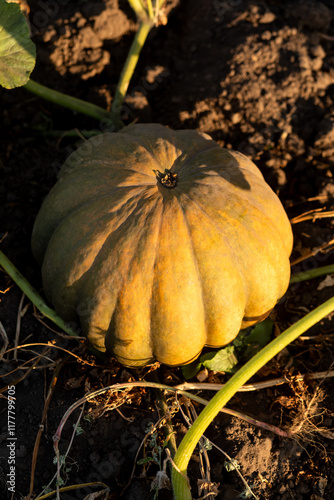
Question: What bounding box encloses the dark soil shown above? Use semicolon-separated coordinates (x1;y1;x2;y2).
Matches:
1;1;334;499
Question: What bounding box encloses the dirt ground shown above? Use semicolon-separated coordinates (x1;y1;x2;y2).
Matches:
1;0;334;499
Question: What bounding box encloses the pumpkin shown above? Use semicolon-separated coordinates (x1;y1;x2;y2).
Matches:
31;124;293;367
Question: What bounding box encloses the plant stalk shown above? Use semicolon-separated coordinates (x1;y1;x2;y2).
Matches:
0;250;79;338
171;296;334;499
111;19;153;127
146;0;155;19
127;0;148;20
290;264;334;283
24;80;112;122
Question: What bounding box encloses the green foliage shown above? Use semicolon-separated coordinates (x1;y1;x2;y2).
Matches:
182;319;274;379
224;459;240;472
137;456;156;465
200;345;238;372
182;360;203;380
0;0;36;89
182;344;238;379
55;477;65;487
74;423;85;436
233;318;273;359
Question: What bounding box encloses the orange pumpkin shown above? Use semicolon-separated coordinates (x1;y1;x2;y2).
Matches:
32;124;293;366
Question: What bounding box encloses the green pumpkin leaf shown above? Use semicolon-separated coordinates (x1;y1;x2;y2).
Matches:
246;317;273;347
232;329;248;348
240;318;273;360
200;345;238;373
231;318;274;365
233;318;273;351
182;360;202;380
0;0;36;89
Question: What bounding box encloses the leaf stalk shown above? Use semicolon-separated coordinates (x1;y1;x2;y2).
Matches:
171;296;334;499
24;80;113;122
111;19;154;127
0;249;79;338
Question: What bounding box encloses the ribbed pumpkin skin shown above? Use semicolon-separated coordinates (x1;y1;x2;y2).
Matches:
31;124;293;367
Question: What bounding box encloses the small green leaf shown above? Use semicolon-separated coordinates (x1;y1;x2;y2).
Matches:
232;330;248;348
239;487;255;499
246;318;273;347
182;360;202;380
53;455;66;466
56;476;65;487
145;422;155;433
84;414;94;422
224;459;240;472
233;318;274;361
241;318;274;359
137;456;155;465
200;345;238;373
74;423;84;436
202;437;212;451
0;0;36;89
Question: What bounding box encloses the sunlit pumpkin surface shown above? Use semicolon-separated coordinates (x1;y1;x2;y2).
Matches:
32;124;293;366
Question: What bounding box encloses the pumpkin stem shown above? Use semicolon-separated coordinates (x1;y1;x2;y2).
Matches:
153;168;178;188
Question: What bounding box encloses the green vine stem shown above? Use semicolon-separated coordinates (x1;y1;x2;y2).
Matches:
290;264;334;283
111;0;168;126
110;19;153;128
171;295;334;499
0;249;79;338
24;80;112;122
127;0;167;23
127;0;148;20
146;0;155;19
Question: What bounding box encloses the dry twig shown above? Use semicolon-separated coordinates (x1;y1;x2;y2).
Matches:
14;292;29;361
174;370;334;393
0;348;50;395
29;356;70;497
0;320;9;361
290;238;334;266
290;209;334;224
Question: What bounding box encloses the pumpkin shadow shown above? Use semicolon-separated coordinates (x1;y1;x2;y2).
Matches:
206;165;251;191
174;143;253;191
182;159;252;191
